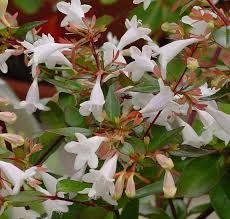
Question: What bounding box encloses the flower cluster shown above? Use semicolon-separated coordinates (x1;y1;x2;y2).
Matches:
0;0;229;218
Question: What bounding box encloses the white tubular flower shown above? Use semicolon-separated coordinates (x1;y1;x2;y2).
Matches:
64;133;106;170
197;109;230;145
163;170;177;198
125;45;156;81
150;38;200;79
0;161;36;195
102;42;126;67
57;0;91;28
0;112;17;124
0;49;15;73
125;174;136;198
156;154;174;170
133;0;153;10
18;77;49;114
117;15;152;50
11;207;40;219
199;83;219;97
81;154;118;205
130;92;154;110
37;172;72;218
107;32;119;46
176;116;205;147
21;34;73;77
140;79;174;116
79;76;105;122
205;106;230;144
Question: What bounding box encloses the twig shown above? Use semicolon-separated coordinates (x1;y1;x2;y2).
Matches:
195;206;214;219
169;199;177;219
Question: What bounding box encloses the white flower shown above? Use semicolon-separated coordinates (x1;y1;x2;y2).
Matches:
17;77;49;114
65;132;106;170
125;45;156;81
36;172;72;218
107;32;119;46
131;92;154;110
57;0;91;28
197;109;230;145
0;49;15;73
21;34;73;77
156;154;174;170
133;0;154;10
175;116;206;147
150;38;200;79
81;154;118;205
117;15;152;50
0;112;17;124
79;76;105;122
102;42;126;67
11;207;40;219
199;83;219;97
140;79;174;116
0;161;36;195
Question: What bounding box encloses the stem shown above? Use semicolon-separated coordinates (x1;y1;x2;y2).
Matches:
144;110;162;137
169;199;177;219
195;206;214;219
206;0;229;26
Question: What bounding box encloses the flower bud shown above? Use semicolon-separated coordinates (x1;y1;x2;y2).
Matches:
0;96;10;106
156;154;174;170
187;57;199;71
0;112;17;124
161;22;178;33
144;136;150;145
113;173;125;200
125;174;136;198
0;133;24;147
163;170;177;198
0;0;10;26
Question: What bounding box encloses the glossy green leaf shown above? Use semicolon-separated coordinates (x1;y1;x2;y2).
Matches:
136;180;162;198
176;155;225;197
149;208;171;219
188;203;212;216
64;106;85;127
14;0;43;14
58;93;76;111
56;179;90;193
120;199;139;219
105;84;121;121
47;127;91;138
95;15;113;28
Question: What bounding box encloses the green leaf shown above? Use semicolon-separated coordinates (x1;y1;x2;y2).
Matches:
166;58;186;81
188;203;212;216
176;155;225;197
120;199;139;219
58;93;76;111
213;26;230;48
136;181;162;198
166;200;187;219
13;0;43;14
95;15;113;28
200;82;230;102
64;106;85;127
14;20;46;39
131;74;160;93
210;173;230;219
100;0;117;5
149;208;171;219
5;191;44;207
126;137;146;155
169;145;215;157
105;84;121;121
47;127;91;138
148;127;183;151
0;147;13;158
56;179;90;193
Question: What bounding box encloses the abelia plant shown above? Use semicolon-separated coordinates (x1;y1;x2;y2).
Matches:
0;0;229;218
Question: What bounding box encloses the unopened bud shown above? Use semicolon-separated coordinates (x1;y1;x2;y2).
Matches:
0;0;10;27
0;97;10;106
113;173;125;200
0;133;24;147
125;174;136;198
161;22;178;33
187;57;199;71
0;112;17;124
156;154;174;170
144;136;150;145
163;170;177;198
